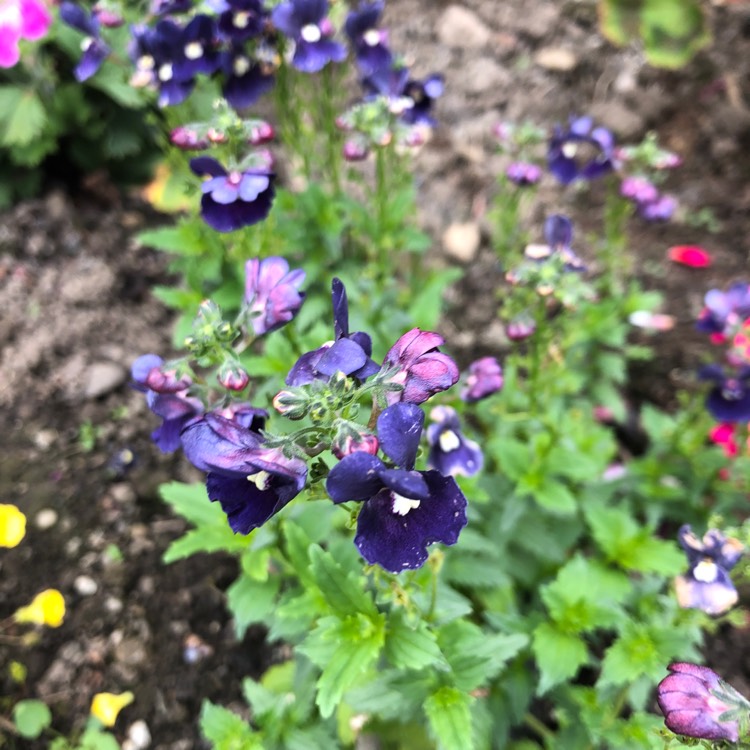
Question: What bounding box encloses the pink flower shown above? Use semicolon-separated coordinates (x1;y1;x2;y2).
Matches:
0;0;52;68
667;245;712;268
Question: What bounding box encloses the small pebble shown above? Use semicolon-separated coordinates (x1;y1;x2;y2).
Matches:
534;46;578;72
33;429;57;450
74;575;98;596
35;509;58;530
127;720;152;750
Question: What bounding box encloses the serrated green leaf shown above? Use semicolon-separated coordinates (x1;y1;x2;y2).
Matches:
345;671;430;721
3;90;46;147
424;686;474;750
226;575;280;638
384;611;444;670
199;701;260;750
532;478;577;515
13;699;52;739
309;544;377;617
598;622;662;687
532;622;589;694
312;614;385;718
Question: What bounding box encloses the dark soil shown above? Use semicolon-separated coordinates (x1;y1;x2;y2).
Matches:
2;2;750;747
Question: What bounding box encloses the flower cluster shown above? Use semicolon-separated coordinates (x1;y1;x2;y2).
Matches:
133;262;473;573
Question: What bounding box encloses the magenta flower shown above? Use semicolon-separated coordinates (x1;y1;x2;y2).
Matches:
243;257;306;336
461;356;503;402
380;328;459;406
0;0;51;68
657;663;750;742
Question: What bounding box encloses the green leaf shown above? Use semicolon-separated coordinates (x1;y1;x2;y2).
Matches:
199;701;261;750
598;622;663;687
345;671;430;721
408;268;463;330
13;699;52;739
226;575;280;638
424;686;474;750
312;613;386;718
79;728;121;750
384;611;444;670
308;544;377;618
532;478;577;515
532;622;589;694
159;482;251;562
640;0;710;69
3;91;46;147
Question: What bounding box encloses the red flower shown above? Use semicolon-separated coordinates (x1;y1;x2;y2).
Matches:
667;245;712;268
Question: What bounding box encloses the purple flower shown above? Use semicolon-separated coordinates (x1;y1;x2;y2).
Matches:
271;0;346;73
426;406;483;477
243;257;306;336
506;161;542;186
190;156;275;233
173;14;221;80
674;525;744;616
380;328;459;406
548;115;614;185
59;2;111;81
326;403;467;572
218;0;267;42
286;278;379;386
522;214;586;272
461;356;503;402
657;662;750;742
620;175;659;204
344;1;391;76
220;43;276;109
181;412;307;534
364;63;444;127
638;193;677;222
699;364;750;422
131;354;202;453
505;314;536;341
696;283;750;336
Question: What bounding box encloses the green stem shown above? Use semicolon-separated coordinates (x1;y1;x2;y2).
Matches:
320;65;343;196
523;712;556;745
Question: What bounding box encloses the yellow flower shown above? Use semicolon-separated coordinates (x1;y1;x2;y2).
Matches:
90;691;134;727
0;504;26;547
14;589;66;628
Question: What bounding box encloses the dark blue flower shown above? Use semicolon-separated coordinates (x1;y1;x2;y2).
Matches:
181;412;307;534
548;115;614;185
130;21;196;106
379;328;459;406
426;406;483;477
363;63;443;127
326;403;468;572
190;156;275;233
131;354;202;453
218;0;267;42
461;356;503;403
173;14;221;80
220;42;276;109
243;256;305;335
286;278;379;386
59;2;110;81
271;0;346;73
527;214;586;272
699;364;750;422
675;525;744;616
345;1;391;76
151;0;194;15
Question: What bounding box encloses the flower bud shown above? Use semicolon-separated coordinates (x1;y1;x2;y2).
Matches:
218;363;250;391
506;161;542;186
343;139;368;162
93;6;124;27
249;121;275;145
170;126;208;150
505;315;536;341
332;428;379;460
272;389;309;420
145;365;192;393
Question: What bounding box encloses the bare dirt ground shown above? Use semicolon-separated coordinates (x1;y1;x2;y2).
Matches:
2;2;750;747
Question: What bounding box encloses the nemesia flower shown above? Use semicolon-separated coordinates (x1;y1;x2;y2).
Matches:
218;0;266;42
190;156;275;233
220;40;276;109
131;354;203;453
657;663;750;742
674;525;744;616
667;245;712;268
620;175;659;204
364;63;444;127
547;115;614;185
698;364;750;422
59;2;110;81
518;214;586;273
0;503;26;547
696;282;750;336
326;403;467;572
286;278;379;386
379;328;459;406
506;161;542;186
14;589;66;627
344;1;390;76
182;412;307;534
0;0;52;68
461;356;503;402
90;691;134;728
638;193;677;222
426;405;483;477
271;0;346;73
243;257;306;336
